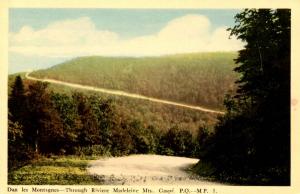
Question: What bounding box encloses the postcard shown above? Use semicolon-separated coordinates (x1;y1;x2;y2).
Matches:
1;0;300;194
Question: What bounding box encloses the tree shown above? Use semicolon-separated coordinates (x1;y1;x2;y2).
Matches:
229;9;290;184
198;9;290;185
159;126;194;157
8;76;35;168
8;75;26;123
193;125;211;157
127;120;158;154
50;92;82;154
88;95;115;148
110;124;134;156
26;82;63;154
8;113;27;169
72;92;100;146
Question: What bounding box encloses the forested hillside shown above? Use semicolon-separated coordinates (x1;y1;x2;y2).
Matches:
9;52;233;182
31;52;237;110
8;75;213;175
9;73;218;135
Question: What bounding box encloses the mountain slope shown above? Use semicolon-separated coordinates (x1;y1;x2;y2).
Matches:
31;52;237;110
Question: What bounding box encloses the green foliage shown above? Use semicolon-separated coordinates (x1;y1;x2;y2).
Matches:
8;75;26;122
9;76;200;162
8;54;222;183
26;52;236;135
193;125;211;158
74;145;111;157
8;156;102;185
26;82;64;154
193;160;217;177
8;115;35;170
110;126;134;156
8;77;34;170
31;52;237;110
49;85;218;135
73;92;101;146
127;120;159;154
8;116;23;142
88;95;115;147
50;92;82;153
159;126;195;157
197;9;290;185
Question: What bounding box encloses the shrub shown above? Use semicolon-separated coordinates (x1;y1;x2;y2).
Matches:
74;145;111;157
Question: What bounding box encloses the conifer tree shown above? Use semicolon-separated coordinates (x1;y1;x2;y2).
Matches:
8;75;26;123
199;9;290;185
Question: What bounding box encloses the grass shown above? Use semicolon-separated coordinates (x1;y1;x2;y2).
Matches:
192;161;286;185
8;156;103;185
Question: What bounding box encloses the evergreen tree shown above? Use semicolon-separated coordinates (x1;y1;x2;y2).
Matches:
8;75;26;123
198;9;290;185
26;82;63;154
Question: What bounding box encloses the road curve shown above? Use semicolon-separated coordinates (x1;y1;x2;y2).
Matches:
87;155;223;185
25;72;225;114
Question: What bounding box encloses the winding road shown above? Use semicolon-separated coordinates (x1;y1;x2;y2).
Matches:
87;155;223;185
26;72;225;114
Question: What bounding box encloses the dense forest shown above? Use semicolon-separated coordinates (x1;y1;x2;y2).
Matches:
22;53;234;136
8;76;206;170
31;52;237;110
194;9;290;185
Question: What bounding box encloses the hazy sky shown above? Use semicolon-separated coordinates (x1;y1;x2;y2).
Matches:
9;9;243;73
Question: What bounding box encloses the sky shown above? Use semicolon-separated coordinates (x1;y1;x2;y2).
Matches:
9;9;244;73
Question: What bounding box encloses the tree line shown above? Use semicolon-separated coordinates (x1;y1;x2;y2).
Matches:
8;77;206;170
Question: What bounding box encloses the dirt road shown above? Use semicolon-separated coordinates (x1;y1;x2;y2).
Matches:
26;72;225;114
87;155;222;185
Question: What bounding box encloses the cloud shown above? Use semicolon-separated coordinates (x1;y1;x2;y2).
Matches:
9;15;244;58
